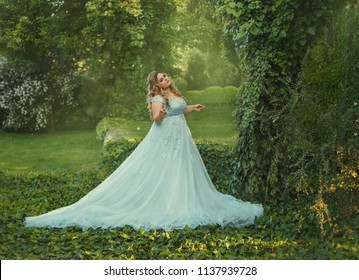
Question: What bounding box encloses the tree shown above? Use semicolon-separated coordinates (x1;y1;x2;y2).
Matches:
213;0;351;202
82;0;181;119
0;0;88;72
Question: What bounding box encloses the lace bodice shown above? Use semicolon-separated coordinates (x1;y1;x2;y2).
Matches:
150;96;187;116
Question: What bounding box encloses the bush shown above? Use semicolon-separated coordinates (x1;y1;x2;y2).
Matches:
54;75;107;131
96;117;124;142
196;142;236;194
0;60;95;132
185;86;237;106
95;117;152;144
0;61;52;132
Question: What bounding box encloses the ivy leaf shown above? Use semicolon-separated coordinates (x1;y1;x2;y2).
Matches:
249;24;261;35
280;30;287;38
236;2;244;9
299;38;307;46
306;27;316;35
120;233;130;240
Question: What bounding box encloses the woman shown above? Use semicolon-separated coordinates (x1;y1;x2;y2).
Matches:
25;71;263;231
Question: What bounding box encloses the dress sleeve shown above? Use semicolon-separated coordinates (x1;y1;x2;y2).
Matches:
150;95;165;104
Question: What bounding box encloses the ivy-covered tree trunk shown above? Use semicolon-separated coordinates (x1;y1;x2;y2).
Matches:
213;0;350;203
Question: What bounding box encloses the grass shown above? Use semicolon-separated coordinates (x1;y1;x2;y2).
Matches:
0;131;102;173
185;86;238;145
98;106;237;145
186;105;237;144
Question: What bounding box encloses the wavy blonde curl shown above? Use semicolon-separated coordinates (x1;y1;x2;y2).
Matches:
146;71;183;119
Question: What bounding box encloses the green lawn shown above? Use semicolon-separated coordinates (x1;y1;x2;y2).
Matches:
185;86;238;145
0;131;102;173
186;104;237;145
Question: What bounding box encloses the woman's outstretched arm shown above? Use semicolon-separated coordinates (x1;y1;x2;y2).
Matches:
184;104;206;115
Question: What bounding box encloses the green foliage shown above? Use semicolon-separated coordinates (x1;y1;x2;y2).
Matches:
0;0;179;124
185;49;210;89
196;142;236;194
54;75;105;131
98;138;139;173
0;0;88;71
0;0;242;128
1;170;357;259
0;59;100;132
83;0;180;120
290;5;359;153
96;118;124;142
285;4;359;237
323;151;359;234
214;0;350;203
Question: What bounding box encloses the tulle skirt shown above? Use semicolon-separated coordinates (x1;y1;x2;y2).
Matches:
25;114;263;231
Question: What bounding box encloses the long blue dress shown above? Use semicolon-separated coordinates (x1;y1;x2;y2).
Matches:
25;96;263;231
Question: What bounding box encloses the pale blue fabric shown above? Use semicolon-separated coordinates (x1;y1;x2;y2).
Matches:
25;97;263;231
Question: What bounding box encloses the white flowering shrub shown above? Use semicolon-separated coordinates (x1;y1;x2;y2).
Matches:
0;61;52;132
0;60;83;132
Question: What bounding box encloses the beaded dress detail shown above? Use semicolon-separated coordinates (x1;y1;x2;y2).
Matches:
25;96;263;230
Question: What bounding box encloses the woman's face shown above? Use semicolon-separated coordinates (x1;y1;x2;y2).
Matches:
157;73;171;90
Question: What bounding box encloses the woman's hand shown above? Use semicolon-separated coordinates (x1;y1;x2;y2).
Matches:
159;108;167;118
192;104;206;112
152;102;167;124
185;104;206;114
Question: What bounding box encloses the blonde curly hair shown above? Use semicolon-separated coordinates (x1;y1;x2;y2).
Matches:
146;71;182;118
